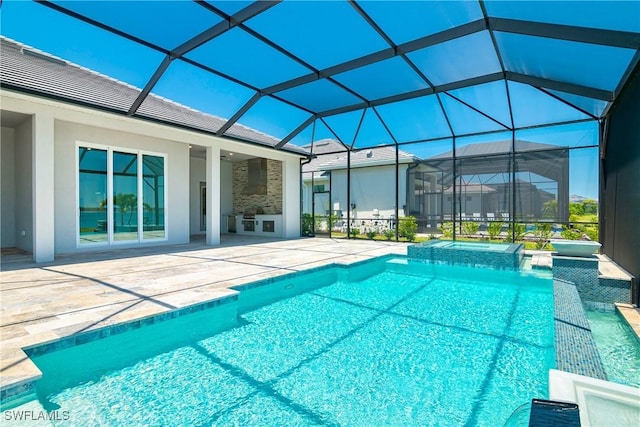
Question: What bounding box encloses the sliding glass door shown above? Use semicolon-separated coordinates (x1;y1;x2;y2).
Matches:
78;145;166;246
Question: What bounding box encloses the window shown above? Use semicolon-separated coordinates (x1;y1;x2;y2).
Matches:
78;144;166;245
313;184;325;192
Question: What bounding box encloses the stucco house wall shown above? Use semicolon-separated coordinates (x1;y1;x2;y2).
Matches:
330;164;409;219
53;120;191;253
0;90;303;261
1;127;16;248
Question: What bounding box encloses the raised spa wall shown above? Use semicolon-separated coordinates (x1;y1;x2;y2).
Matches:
407;240;524;270
552;255;633;306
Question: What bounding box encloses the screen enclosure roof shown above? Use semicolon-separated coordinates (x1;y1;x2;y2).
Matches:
1;0;639;155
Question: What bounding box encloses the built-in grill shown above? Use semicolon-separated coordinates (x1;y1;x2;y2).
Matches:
242;208;256;232
242;208;256;220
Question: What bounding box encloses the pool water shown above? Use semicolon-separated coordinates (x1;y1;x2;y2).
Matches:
27;258;554;426
586;309;640;388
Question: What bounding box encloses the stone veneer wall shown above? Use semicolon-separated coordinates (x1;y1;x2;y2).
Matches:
232;158;283;214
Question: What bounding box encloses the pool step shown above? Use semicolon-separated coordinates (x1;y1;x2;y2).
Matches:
530;253;553;270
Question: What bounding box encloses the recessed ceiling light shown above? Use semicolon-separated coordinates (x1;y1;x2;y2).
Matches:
188;145;192;148
229;152;234;156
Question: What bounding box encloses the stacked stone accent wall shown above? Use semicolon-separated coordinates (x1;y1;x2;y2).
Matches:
232;158;283;214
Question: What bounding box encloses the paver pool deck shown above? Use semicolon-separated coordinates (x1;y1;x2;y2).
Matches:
0;236;408;395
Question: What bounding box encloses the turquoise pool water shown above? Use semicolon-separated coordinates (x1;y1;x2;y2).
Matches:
586;309;640;388
27;257;554;426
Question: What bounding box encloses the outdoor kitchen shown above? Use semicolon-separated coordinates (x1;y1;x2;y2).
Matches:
230;157;284;237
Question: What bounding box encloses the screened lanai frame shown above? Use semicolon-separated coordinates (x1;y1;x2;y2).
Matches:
2;0;639;241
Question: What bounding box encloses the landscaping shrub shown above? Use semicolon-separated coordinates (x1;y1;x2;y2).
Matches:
487;221;504;240
461;221;479;237
561;226;583;240
302;213;314;236
398;216;418;242
506;223;526;242
532;222;552;250
441;222;453;238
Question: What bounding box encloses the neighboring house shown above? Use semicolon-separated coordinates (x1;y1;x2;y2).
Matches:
0;37;306;262
301;138;569;234
407;140;570;226
301;139;417;222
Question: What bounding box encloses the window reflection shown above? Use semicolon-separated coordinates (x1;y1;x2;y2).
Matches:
78;147;165;245
113;152;138;241
78;147;107;244
142;155;165;239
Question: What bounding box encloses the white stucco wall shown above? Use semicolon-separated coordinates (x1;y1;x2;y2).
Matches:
1;127;16;247
281;158;300;238
189;156;206;235
54;120;190;253
189;157;234;235
14;119;33;252
329;164;409;219
1;90;305;259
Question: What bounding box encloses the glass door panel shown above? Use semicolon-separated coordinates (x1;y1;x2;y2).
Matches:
78;147;107;244
142;154;165;239
113;151;138;241
313;192;331;236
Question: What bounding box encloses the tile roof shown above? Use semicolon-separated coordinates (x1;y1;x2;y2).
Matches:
430;140;563;158
302;139;418;172
0;37;308;156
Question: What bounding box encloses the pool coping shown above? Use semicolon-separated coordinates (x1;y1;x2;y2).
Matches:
615;303;640;341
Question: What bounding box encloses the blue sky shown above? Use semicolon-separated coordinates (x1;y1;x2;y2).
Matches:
1;0;622;200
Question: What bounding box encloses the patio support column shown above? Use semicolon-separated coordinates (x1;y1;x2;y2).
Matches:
32;113;55;262
283;158;301;238
205;146;221;246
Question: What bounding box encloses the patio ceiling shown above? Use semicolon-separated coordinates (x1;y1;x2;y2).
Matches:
1;1;639;154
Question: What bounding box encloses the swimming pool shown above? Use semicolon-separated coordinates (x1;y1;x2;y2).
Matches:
17;257;555;426
586;308;640;388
